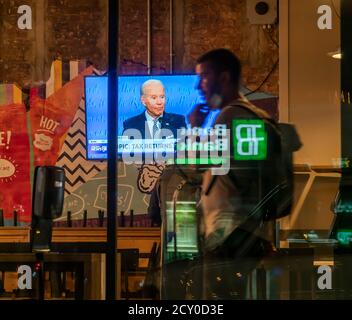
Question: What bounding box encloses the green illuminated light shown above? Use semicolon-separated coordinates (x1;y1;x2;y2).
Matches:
334;204;352;214
171;157;227;165
165;201;198;260
232;119;267;160
337;230;352;246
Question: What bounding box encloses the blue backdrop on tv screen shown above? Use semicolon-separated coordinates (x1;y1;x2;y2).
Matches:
85;75;205;160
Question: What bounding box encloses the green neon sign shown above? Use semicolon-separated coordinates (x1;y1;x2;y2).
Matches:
337;230;352;246
171;157;227;165
232;119;267;160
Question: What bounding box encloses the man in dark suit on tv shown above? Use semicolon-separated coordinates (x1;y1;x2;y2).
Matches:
122;79;186;226
122;79;186;139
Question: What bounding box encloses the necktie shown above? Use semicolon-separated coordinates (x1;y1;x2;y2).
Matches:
153;118;161;139
152;118;161;163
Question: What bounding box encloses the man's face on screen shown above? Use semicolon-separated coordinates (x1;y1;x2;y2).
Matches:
141;83;166;118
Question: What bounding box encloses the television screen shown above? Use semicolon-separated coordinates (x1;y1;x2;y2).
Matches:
85;75;227;165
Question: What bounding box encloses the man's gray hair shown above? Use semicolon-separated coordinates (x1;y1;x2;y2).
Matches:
140;79;164;96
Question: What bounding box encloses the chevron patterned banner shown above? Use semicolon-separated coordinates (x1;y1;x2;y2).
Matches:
56;99;106;195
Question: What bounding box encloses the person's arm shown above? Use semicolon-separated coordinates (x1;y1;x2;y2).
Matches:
188;103;210;128
184;106;229;172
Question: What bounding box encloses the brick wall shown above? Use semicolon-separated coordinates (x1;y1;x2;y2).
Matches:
151;0;171;74
0;0;108;86
119;0;148;74
46;0;108;71
0;0;278;94
182;0;279;94
119;0;278;94
0;0;35;86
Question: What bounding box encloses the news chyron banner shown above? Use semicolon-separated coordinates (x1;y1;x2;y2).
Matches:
30;66;93;166
0;103;31;223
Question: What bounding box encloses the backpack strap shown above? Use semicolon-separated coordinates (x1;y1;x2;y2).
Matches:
226;100;271;119
204;100;277;197
226;100;281;137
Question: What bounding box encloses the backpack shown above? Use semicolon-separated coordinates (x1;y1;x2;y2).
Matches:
205;100;302;222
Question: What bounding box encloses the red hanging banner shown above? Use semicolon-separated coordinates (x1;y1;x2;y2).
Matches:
0;103;31;223
30;66;93;166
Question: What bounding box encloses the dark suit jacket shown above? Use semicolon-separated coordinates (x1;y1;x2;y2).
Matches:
123;112;186;226
122;112;186;139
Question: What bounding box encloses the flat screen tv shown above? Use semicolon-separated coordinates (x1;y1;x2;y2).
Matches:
85;75;225;164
